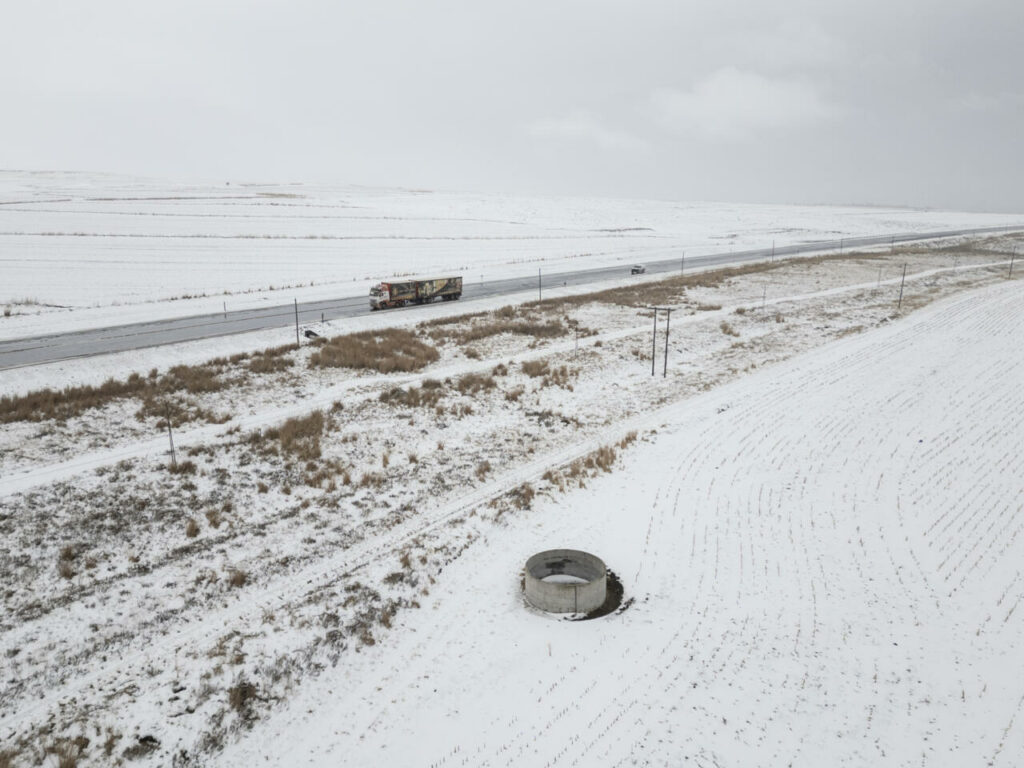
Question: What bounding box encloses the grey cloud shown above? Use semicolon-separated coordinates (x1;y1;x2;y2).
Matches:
1;0;1021;212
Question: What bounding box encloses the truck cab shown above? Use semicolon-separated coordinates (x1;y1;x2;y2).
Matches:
369;284;389;310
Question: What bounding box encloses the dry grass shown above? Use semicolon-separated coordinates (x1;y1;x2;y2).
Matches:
456;373;496;395
720;321;740;337
58;545;76;580
227;569;248;588
379;384;444;409
587;445;617;472
541;365;574;390
46;740;84;768
0;345;285;425
185;518;199;538
476;460;492;481
359;471;387;488
228;678;259;720
505;386;525;402
246;344;295;373
273;410;325;460
309;328;439;373
422;304;568;346
518;254;853;314
450;402;474;417
511;483;535;509
167;459;197;475
521;360;549;378
205;508;222;529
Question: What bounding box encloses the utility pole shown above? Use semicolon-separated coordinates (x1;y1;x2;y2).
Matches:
164;403;177;471
681;252;686;275
650;309;657;376
771;240;775;263
574;323;579;359
662;308;672;377
891;236;895;254
1010;246;1017;279
840;238;844;256
223;301;227;320
762;284;767;312
897;263;907;310
538;268;542;301
294;298;300;346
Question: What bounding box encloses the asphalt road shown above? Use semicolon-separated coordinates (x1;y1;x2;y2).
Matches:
1;225;1019;370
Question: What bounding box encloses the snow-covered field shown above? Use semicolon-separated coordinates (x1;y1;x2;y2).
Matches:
0;177;1022;767
2;170;1021;339
222;279;1024;768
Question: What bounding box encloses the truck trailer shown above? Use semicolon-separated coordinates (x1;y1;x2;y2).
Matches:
369;276;462;310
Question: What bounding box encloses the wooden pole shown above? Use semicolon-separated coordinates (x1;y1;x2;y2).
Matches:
294;298;300;345
651;309;657;376
164;404;177;470
663;309;671;377
897;264;907;309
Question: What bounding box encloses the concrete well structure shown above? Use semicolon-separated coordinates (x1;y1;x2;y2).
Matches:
524;549;607;614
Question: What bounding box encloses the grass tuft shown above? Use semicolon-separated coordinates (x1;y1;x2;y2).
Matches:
309;328;439;373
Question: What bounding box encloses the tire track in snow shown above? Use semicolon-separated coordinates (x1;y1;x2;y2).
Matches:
392;280;1024;768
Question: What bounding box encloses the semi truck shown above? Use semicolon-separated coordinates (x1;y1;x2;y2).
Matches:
369;276;462;310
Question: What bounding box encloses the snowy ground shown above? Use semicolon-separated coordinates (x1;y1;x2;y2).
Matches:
2;170;1022;339
1;223;1021;766
220;276;1024;768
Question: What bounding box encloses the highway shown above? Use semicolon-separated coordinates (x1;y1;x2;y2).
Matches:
0;225;1018;370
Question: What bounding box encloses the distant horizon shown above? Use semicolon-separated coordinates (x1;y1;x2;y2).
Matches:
4;166;1020;217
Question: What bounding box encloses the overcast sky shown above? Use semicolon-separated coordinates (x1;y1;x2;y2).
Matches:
2;0;1022;211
